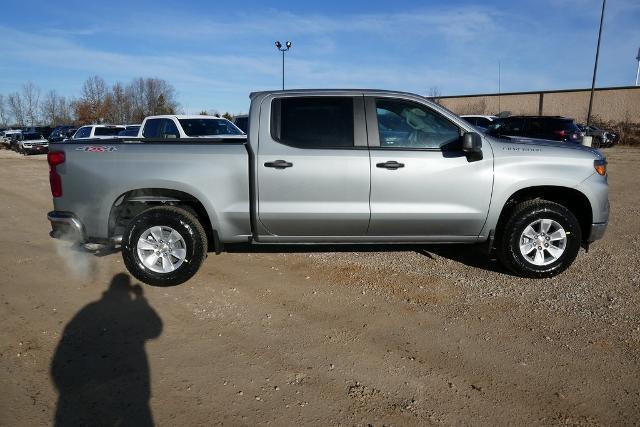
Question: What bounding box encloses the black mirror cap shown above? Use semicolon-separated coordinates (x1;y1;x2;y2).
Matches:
462;132;483;161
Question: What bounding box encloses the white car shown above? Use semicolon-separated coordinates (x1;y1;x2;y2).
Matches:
72;125;126;140
2;130;22;148
138;115;245;139
460;115;498;130
17;132;49;155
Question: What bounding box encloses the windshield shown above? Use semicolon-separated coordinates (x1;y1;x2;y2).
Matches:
94;127;124;136
22;133;43;141
178;118;243;136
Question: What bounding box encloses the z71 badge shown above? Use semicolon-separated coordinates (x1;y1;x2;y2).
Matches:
75;146;118;152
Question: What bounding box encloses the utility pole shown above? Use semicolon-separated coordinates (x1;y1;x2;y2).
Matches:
586;0;606;126
275;41;292;90
498;61;501;114
635;47;640;86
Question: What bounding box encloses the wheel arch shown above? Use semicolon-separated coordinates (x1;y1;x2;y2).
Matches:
494;185;593;244
108;188;216;246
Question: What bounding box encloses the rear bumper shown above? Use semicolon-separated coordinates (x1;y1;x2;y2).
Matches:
588;222;607;242
47;211;85;242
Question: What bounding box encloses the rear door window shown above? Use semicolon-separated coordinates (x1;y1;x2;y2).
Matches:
142;119;162;138
500;118;525;136
271;97;354;148
94;127;123;136
159;119;180;138
476;117;492;127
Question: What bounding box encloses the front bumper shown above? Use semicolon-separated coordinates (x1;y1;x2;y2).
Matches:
588;222;608;242
24;144;49;153
47;211;85;242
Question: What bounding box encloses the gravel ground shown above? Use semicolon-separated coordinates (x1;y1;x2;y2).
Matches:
0;147;638;425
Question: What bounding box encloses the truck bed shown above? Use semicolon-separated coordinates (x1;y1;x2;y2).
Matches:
50;138;251;242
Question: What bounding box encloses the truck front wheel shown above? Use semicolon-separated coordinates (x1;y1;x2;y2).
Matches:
497;200;582;278
122;206;208;286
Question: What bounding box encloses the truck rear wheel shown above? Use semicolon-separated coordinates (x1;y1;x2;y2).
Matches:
122;206;207;286
497;200;581;278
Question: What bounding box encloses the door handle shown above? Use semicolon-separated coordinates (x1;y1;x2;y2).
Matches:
376;160;405;170
264;160;293;169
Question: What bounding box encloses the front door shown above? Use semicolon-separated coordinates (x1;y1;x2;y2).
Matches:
257;95;371;237
366;96;494;237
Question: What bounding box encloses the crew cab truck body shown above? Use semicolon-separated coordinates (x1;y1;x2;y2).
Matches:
47;90;609;285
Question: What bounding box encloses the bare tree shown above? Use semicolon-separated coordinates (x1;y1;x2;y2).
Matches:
108;82;132;124
22;82;41;126
7;92;25;126
427;86;442;105
41;90;60;126
57;96;75;124
144;78;178;116
79;75;108;123
0;94;7;127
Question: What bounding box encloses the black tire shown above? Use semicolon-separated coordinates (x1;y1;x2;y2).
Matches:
497;200;581;278
122;206;208;286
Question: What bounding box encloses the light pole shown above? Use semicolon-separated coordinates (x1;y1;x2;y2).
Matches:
275;41;292;90
586;0;606;127
635;47;640;86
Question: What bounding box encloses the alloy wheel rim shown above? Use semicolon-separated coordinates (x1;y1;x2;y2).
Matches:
136;226;187;273
519;218;567;266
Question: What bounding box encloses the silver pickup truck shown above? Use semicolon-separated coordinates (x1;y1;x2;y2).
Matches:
47;89;609;286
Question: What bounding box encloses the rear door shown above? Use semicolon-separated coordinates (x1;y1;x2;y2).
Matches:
366;95;493;237
257;94;370;237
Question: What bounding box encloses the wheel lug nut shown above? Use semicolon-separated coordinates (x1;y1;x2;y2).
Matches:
538;246;542;250
546;236;550;240
544;243;549;247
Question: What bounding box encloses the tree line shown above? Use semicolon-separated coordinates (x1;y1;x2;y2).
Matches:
0;76;179;128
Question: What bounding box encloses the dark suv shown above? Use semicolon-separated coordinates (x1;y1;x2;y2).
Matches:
487;116;583;144
48;126;77;142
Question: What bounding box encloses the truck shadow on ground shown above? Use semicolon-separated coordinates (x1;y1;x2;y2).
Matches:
50;273;163;426
225;243;513;276
70;242;512;276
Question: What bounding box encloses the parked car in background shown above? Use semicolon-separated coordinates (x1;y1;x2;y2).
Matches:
460;115;498;130
72;125;126;140
118;125;141;137
4;130;23;150
17;132;49;155
486;116;583;144
233;114;248;133
577;124;618;148
48;126;77;143
23;126;53;139
138;115;245;139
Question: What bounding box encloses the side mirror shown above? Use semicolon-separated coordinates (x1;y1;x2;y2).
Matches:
462;132;483;161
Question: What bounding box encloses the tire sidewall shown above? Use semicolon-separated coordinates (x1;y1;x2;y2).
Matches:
505;204;581;277
122;209;205;286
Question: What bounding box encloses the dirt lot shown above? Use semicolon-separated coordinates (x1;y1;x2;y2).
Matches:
0;147;638;425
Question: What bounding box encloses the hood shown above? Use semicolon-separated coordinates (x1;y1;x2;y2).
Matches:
487;135;604;160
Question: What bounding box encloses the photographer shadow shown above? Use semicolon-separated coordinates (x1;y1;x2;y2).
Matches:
50;273;162;426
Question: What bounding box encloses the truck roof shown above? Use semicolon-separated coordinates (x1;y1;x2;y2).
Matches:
249;88;433;99
145;115;231;120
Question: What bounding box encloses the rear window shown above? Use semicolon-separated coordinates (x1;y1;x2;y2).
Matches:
271;97;354;148
556;119;579;132
94;127;124;136
178;118;243;137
